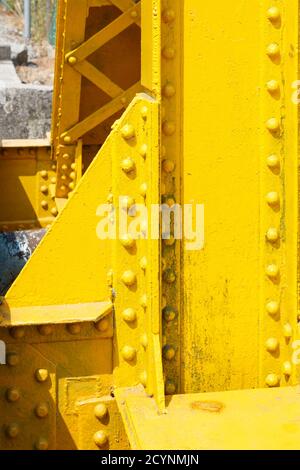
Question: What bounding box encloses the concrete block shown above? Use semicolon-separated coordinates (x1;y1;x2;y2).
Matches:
0;46;11;60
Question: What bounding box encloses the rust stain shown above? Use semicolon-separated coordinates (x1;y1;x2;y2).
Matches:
190;400;225;413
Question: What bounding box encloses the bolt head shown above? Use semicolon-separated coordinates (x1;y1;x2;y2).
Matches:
121;270;136;286
35;402;49;418
94;430;108;448
6;352;19;366
140;334;148;349
63;135;72;144
165;380;176;395
68;56;77;65
38;324;54;336
121;124;135;140
95;318;109;332
121;157;135;173
162;120;176;136
140;294;148;309
6;423;20;438
35;368;49;383
162;47;175;60
283;323;293;339
266;191;280;205
266;227;279;242
265;337;279;352
266;43;280;58
121;345;136;362
163;345;176;361
162;159;175;173
10;327;25;339
122;308;136;323
139;144;147;158
139;183;147;197
67;323;81;335
6;387;20;403
120;233;135;248
266;117;280;132
265;373;279;387
94;403;108;420
35;437;49;450
266;154;280;169
164;268;176;284
282;361;292;376
162;8;175;23
266;264;279;278
267;6;280;21
266;300;279;316
266;80;280;94
163;306;177;322
140;256;147;270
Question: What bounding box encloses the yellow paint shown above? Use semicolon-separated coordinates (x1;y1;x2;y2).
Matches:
116;385;300;450
0;0;300;450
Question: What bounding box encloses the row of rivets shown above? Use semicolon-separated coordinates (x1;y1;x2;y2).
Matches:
161;2;179;396
264;4;289;387
119;113;148;385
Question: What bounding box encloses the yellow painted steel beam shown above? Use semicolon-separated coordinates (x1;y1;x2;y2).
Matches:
116;385;300;450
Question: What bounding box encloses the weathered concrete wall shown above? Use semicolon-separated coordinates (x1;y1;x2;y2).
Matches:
0;84;52;139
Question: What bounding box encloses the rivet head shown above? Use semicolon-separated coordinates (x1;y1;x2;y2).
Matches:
40;185;48;194
266;300;279;316
35;402;49;418
266;80;280;94
140;371;147;387
122;308;136;323
141;106;148;119
120;195;135;210
6;387;20;402
266;154;280;169
266;191;280;206
40;170;48;178
38;324;54;336
69;171;76;181
67;323;81;335
139;183;147;197
266;43;280;58
266;264;279;278
265;337;279;352
95;318;109;332
121;157;135;173
140;256;147;270
162;82;176;98
265;373;279;387
6;352;19;366
5;423;20;439
165;380;176;395
51;207;58;217
121;124;135;140
266;117;280;132
94;403;108;420
69;182;75;190
162;8;175;23
35;368;49;383
41;200;48;210
68;56;77;65
163;306;177;322
10;327;25;339
139;144;147;158
35;437;49;450
164;268;176;284
121;270;136;286
283;323;293;339
163;345;176;361
120;233;135;248
282;361;292;377
162;47;175;60
62;153;70;160
162;159;175;173
94;430;108;448
130;10;138;19
140;294;147;309
162;120;176;136
63;135;72;144
140;334;148;349
121;345;136;362
266;227;279;242
267;6;281;21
